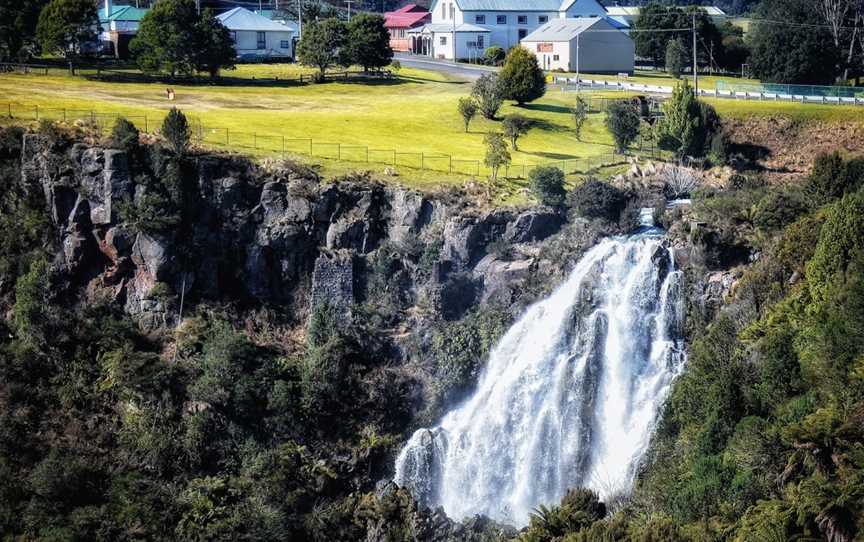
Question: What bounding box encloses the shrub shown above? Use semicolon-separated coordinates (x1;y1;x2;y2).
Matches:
604;100;641;153
484;46;505;65
662;166;699;199
108;117;140;154
569;178;630;221
805;151;857;206
753;188;808;232
665;38;687;79
11;258;53;346
656;80;718;159
524;488;606;540
457;97;478;133
502;114;531;151
161;107;190;155
498;46;546;105
472;73;503;120
528;165;566;207
806;191;864;302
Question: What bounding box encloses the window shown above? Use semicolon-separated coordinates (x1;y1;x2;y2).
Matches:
518;15;527;24
477;34;484;47
475;14;485;24
229;31;237;43
280;40;290;49
441;1;445;18
449;3;454;19
518;28;527;39
496;14;506;24
538;15;548;23
553;54;559;60
440;36;447;45
257;31;266;49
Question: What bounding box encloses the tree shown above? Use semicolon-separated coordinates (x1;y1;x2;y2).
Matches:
109;117;140;154
572;95;588;141
528;166;566;207
815;0;863;80
484;46;505;66
569;178;629;221
633;4;722;70
748;0;841;84
457;97;478;132
130;0;199;76
502;114;531;151
296;18;348;82
192;8;236;78
35;0;99;58
162;108;190;156
605;100;641;153
665;38;687;79
483;132;510;198
655;79;718;159
472;73;503;120
0;0;48;61
498;46;546;105
344;13;392;72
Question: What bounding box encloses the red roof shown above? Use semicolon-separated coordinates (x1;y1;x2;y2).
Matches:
384;4;430;28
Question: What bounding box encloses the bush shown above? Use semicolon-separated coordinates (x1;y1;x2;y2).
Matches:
472;73;503;120
656;80;719;159
528;166;566;207
484;46;505;65
805;151;864;206
161;108;190;155
604;100;641;153
662;166;699;199
502;114;531;150
753;188;808;232
108;117;140;154
569;178;630;221
523;488;606;540
498;46;546;105
665;38;687;79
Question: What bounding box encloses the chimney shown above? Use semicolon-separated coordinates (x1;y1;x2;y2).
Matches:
104;0;112;18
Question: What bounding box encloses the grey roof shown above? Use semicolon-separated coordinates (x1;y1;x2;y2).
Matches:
520;17;617;41
606;5;726;16
217;7;295;32
408;23;491;33
455;0;562;10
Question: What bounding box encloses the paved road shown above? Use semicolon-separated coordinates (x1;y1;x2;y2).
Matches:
394;53;497;81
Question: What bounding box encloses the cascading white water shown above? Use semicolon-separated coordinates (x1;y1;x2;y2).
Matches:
394;216;686;527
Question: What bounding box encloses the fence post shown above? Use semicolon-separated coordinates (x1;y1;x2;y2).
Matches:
421;153;424;170
365;146;369;162
226;128;230;145
7;103;11;118
282;135;285;156
337;143;341;160
253;132;257;149
34;105;38;120
144;114;148;132
308;139;313;157
448;155;452;174
90;110;95;124
63;108;66;122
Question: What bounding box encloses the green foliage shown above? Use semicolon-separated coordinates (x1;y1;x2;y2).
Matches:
665;38;687;79
633;4;722;67
528;165;566;207
108;117;140;154
748;0;840;84
655;80;719;159
569;178;629;222
35;0;98;58
192;8;237;77
297;18;348;81
521;489;606;541
472;73;504;120
502;114;531;151
572;95;588;141
604;100;640;153
484;45;505;66
457;96;478;133
805;152;864;207
753;187;808;232
344;13;393;72
162;107;191;156
483;131;510;194
498;46;546;105
807;191;864;303
11;258;53;347
0;0;48;61
130;0;199;76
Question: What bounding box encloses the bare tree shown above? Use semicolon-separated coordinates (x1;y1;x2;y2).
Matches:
816;0;863;80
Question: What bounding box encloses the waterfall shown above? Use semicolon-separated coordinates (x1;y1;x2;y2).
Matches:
394;221;686;527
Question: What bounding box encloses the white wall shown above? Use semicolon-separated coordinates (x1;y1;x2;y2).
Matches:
429;31;488;60
524;40;571;71
522;20;634;73
232;29;294;58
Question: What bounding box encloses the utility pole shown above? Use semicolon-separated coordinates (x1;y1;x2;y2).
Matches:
576;32;580;92
298;0;302;38
692;12;698;94
345;0;355;21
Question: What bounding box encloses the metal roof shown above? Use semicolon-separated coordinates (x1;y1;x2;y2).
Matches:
454;0;563;11
408;23;491;33
217;7;296;32
606;5;726;16
100;6;149;23
520;17;624;41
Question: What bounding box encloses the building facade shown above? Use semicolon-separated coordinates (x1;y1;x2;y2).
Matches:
521;17;634;73
385;4;431;52
98;1;149;59
217;7;297;61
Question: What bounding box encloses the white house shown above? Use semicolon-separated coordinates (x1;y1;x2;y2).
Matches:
411;0;607;60
520;17;634;73
216;7;297;61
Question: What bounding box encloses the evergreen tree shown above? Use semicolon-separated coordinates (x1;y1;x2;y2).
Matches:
296;18;348;82
498;46;546;105
130;0;199;76
162;108;190;156
665;38;687;79
192;8;236;78
344;13;392;72
0;0;48;60
35;0;99;58
605;100;641;153
656;80;720;159
528;166;566;207
472;73;503;120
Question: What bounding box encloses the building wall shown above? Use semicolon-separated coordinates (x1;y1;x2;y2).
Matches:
429;31;489;60
522;20;634;73
232;29;294;58
524;40;571;71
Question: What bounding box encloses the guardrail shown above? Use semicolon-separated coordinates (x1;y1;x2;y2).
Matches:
553;77;864;106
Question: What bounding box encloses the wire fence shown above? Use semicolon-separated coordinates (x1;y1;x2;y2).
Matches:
1;103;661;180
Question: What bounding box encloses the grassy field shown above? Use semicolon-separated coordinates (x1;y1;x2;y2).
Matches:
0;66;623;190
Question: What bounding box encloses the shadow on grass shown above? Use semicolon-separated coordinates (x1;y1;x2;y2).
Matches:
518;103;573;114
521;150;580;160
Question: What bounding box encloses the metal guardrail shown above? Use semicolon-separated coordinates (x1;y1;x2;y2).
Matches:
554;77;864;106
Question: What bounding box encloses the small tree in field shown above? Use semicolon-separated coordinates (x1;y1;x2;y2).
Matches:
36;0;99;58
502;114;531;151
528;165;566;207
297;18;348;82
483;132;510;198
665;38;687;79
472;73;503;120
498;46;546;105
572;95;588;141
162;108;190;156
605;100;641;153
457;97;478;132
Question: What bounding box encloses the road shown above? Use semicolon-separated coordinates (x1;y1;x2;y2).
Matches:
394;53;497;81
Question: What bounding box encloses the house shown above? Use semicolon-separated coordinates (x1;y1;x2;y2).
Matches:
98;0;149;58
410;0;609;60
606;5;727;28
385;4;431;52
520;17;634;73
216;7;297;61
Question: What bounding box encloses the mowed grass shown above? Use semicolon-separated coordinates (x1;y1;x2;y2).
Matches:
0;65;619;189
